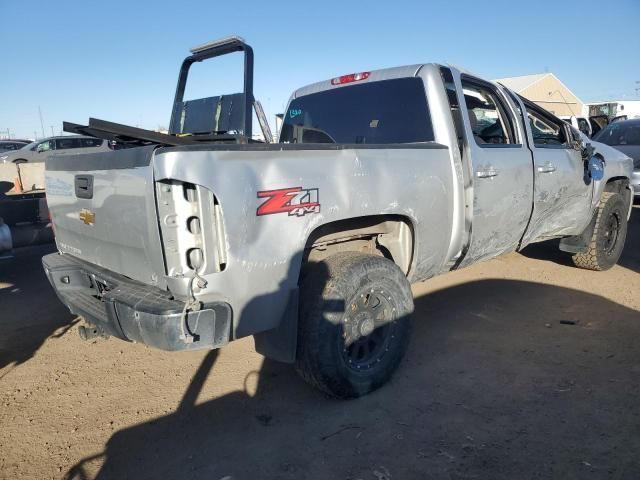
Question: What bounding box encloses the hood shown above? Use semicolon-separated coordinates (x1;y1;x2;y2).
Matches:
589;139;635;174
0;148;25;163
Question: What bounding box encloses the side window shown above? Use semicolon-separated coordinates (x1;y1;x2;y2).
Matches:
526;108;568;147
55;138;83;150
80;138;103;148
36;140;53;152
461;79;516;146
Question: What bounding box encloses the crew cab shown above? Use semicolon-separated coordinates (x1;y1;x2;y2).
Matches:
42;37;634;398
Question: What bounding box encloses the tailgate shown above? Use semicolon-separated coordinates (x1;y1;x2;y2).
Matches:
45;146;167;288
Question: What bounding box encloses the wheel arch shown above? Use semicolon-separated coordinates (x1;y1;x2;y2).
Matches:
603;176;632;219
604;176;630;191
301;214;416;278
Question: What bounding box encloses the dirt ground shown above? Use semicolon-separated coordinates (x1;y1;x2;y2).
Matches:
1;206;639;480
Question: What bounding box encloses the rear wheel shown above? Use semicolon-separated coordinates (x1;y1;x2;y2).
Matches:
572;192;628;271
296;252;413;399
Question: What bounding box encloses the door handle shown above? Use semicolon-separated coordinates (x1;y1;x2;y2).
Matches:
537;163;556;173
476;167;499;179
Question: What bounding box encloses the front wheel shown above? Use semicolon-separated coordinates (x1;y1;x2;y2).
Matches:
572;192;628;271
296;252;413;399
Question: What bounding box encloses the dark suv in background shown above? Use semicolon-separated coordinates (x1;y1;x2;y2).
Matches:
593;118;640;198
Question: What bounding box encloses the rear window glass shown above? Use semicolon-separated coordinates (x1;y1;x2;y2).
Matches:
280;78;434;144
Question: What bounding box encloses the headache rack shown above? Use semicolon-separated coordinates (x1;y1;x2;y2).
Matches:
64;36;273;147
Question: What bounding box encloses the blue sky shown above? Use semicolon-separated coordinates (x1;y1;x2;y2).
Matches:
1;0;639;139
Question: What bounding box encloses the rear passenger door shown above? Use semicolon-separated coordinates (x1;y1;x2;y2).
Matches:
456;76;534;266
519;102;593;243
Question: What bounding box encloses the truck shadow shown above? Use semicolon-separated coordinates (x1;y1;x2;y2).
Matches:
519;204;640;274
0;244;77;372
620;204;640;273
65;278;640;480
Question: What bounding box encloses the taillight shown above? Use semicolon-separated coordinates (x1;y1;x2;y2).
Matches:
156;180;227;278
330;71;370;85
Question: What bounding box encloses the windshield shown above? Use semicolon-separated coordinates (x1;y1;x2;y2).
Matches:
280;78;434;144
593;122;640;146
21;141;38;150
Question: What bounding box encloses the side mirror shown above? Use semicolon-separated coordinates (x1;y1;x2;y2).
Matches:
588;156;604;181
581;142;595;162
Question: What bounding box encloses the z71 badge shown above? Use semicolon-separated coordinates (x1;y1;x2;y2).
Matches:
257;187;320;217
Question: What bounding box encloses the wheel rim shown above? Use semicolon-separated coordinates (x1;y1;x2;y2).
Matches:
340;288;396;372
603;210;621;256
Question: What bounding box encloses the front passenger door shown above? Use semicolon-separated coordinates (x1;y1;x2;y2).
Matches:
520;102;593;245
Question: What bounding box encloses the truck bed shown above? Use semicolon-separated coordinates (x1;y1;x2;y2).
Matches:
45;140;457;341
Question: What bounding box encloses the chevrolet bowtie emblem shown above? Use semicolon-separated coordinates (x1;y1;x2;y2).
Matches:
79;209;95;226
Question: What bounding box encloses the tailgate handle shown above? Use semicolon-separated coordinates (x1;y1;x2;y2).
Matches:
75;175;94;199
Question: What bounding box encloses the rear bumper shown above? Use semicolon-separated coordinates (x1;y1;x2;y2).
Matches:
42;253;232;351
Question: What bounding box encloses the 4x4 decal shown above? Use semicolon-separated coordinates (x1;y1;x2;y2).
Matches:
257;187;320;217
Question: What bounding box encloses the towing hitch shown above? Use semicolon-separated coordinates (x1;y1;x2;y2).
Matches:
78;324;108;341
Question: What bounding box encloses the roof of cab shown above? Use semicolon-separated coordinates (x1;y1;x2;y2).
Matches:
291;64;430;99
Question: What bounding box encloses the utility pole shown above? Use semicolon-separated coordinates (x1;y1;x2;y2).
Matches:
34;130;38;141
636;81;640;97
38;106;45;138
50;125;55;137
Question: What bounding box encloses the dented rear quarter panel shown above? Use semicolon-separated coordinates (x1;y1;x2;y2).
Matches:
154;144;454;338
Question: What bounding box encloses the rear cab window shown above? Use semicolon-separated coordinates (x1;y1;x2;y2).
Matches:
280;78;434;144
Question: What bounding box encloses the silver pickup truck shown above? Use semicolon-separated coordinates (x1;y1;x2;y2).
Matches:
43;38;633;398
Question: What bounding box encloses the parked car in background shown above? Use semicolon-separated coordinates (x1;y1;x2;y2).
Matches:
0;135;112;163
593;118;640;198
0;140;30;152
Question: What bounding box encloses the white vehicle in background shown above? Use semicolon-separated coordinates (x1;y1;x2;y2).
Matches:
582;101;640;137
560;115;592;137
584;100;640;120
